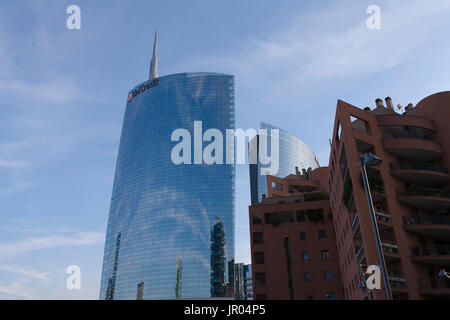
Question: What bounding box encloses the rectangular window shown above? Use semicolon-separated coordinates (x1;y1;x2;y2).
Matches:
321;250;330;259
254;252;265;264
264;211;293;225
324;271;333;280
255;272;266;286
296;210;305;222
305;272;311;281
319;230;327;239
300;231;306;240
252;214;263;225
303;250;309;260
253;232;263;244
307;209;324;223
326;292;337;300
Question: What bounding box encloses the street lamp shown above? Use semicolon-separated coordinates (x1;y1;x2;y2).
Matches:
438;269;450;279
360;153;393;300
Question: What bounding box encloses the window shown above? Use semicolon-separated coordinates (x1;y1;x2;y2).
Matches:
271;181;283;191
319;230;327;239
303;250;309;260
296;210;305;222
306;209;325;223
321;250;330;259
255;272;266;286
264;211;293;225
300;231;306;240
254;252;265;264
326;292;337;300
350;114;370;135
252;214;262;225
253;232;263;244
305;272;311;281
255;294;267;300
324;271;333;280
306;294;313;300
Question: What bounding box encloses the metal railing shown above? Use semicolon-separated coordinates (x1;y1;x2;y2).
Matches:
388;273;407;288
404;215;450;226
381;241;399;254
376;210;392;223
411;245;450;256
390;162;448;174
418;277;450;290
397;188;450;199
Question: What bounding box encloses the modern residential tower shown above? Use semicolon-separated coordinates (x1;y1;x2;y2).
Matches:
100;31;235;299
249;167;344;300
328;93;450;300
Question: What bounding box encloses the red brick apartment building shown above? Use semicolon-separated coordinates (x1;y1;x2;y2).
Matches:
249;167;344;300
328;92;450;300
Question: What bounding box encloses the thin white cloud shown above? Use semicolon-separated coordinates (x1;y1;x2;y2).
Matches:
0;265;49;281
0;159;27;168
0;279;36;300
0;232;105;257
234;0;450;81
189;0;450;94
0;78;80;104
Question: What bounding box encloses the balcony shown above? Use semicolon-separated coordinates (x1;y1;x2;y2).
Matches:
404;215;450;239
390;162;450;186
376;210;392;223
396;188;450;211
383;138;443;161
411;245;450;266
376;210;392;231
388;273;407;290
418;277;450;298
382;240;400;261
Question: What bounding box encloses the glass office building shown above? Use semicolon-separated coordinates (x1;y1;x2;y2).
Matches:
249;122;319;204
99;43;235;299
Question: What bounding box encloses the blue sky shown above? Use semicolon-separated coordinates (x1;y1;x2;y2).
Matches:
1;0;450;299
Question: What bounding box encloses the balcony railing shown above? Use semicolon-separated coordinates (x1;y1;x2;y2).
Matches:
418;277;450;290
381;241;399;254
390;162;448;174
404;215;450;226
388;273;407;288
376;210;392;223
411;245;450;257
397;188;450;199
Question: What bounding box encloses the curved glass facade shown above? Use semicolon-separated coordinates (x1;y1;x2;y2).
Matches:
100;73;235;299
250;122;319;204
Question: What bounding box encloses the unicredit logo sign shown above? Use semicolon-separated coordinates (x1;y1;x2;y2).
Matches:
127;78;159;102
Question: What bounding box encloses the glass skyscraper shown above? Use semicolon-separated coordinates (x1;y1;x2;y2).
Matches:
249;122;319;204
100;32;235;299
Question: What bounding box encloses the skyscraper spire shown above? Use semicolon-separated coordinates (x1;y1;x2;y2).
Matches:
149;28;159;80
